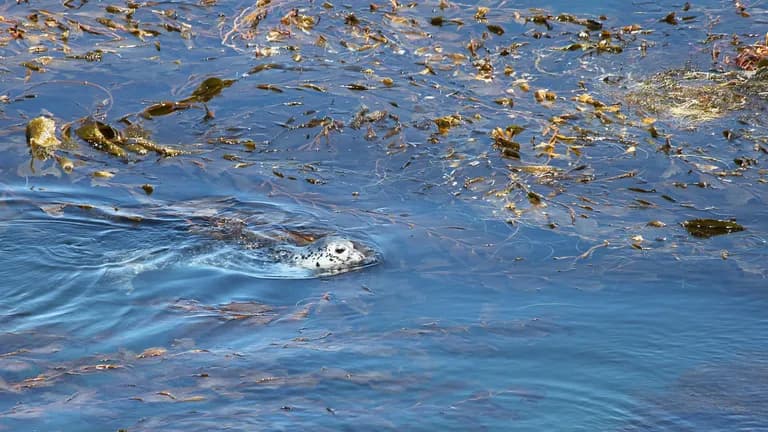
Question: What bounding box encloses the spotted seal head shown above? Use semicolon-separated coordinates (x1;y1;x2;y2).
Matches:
272;236;378;275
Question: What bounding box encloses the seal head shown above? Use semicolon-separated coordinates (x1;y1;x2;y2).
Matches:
272;236;378;275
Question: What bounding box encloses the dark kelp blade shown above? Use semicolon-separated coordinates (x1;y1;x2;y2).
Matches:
180;77;236;103
682;219;745;238
141;101;193;118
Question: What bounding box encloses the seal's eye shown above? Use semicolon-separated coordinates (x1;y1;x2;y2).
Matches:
334;247;346;254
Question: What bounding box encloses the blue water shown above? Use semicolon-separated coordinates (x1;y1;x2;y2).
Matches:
1;0;768;430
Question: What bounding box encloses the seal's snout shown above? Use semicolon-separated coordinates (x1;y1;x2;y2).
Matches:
349;240;379;266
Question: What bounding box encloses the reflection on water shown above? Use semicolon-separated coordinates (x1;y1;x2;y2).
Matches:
1;0;768;430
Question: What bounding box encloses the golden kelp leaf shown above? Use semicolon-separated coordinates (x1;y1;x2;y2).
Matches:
137;347;166;358
515;165;559;175
265;30;288;42
249;63;282;74
490;126;522;159
682;219;745;238
76;121;118;142
96;17;122;30
647;220;667;227
419;65;436;75
181;396;206;402
621;24;644;33
68;49;105;62
56;155;74;173
26;116;61;160
555;14;602;30
76;121;126;158
494;97;513;107
300;83;326;92
105;5;132;14
534;89;556;103
596;39;623;54
463;176;484;188
475;58;493;81
280;9;315;31
350;107;389;129
128;27;160;40
257;83;283;92
181;77;235;103
93;170;115;178
573;93;604;107
434;114;462;134
558;43;584;51
126;137;185;157
344;83;370;90
475;7;489;21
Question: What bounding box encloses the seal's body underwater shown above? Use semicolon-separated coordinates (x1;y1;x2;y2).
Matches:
191;215;378;277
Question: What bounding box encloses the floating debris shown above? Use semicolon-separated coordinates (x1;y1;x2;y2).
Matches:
682;219;745;238
623;69;749;122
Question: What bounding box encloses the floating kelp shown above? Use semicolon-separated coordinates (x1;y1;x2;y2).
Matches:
490;126;523;159
141;101;193;118
682;219;745;238
26;116;61;160
75;119;184;158
141;77;236;118
734;33;768;70
434;114;462;134
623;69;748;122
4;0;767;261
76;120;127;157
179;77;236;104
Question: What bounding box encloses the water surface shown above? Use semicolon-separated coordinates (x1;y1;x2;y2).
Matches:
1;0;767;430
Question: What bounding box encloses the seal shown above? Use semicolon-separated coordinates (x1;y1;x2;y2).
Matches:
269;236;376;275
34;197;380;280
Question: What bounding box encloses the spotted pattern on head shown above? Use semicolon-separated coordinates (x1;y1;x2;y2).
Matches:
288;237;369;271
